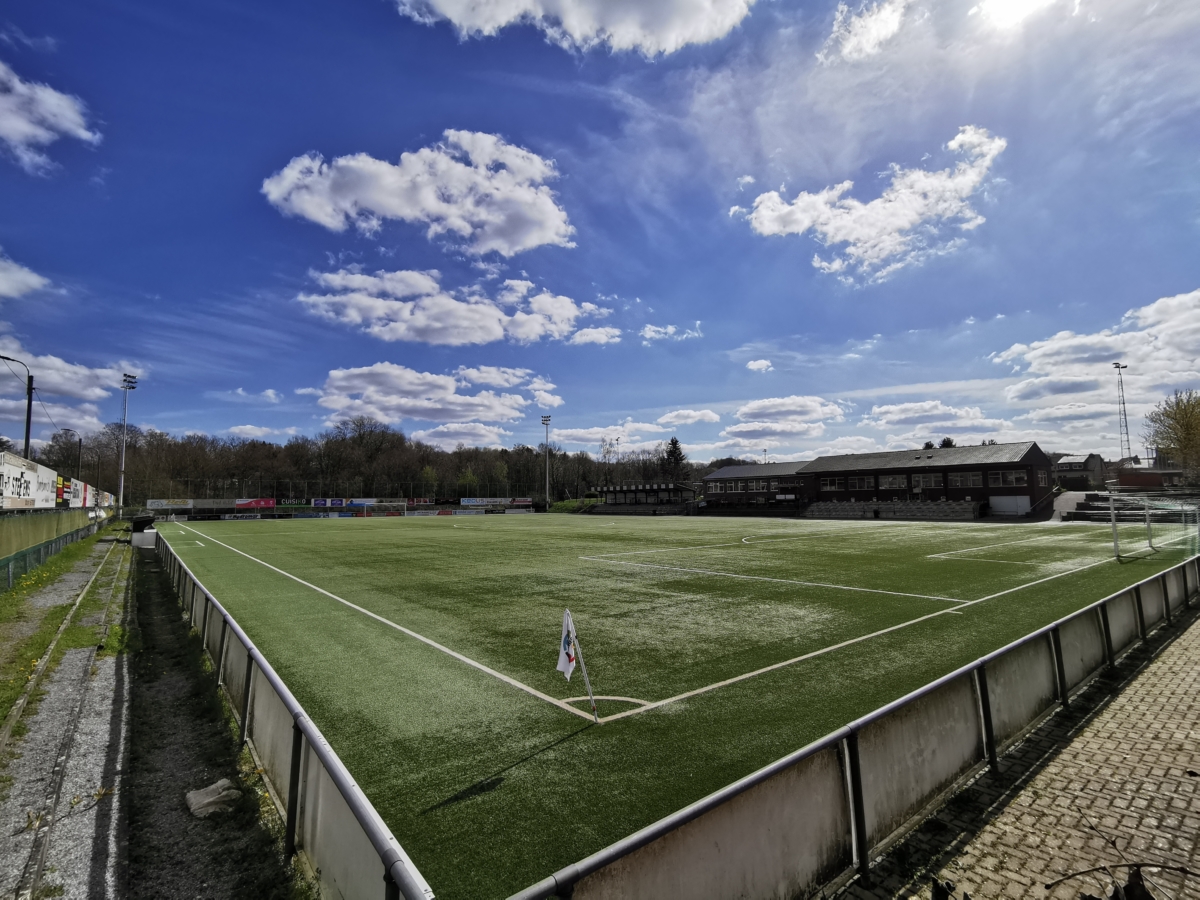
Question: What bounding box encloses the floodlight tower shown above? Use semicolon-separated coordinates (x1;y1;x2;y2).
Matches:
542;415;551;511
117;373;137;518
1114;363;1132;461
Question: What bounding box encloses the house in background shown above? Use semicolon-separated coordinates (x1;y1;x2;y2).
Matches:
1051;453;1106;489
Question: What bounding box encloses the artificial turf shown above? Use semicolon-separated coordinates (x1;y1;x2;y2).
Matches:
157;514;1196;899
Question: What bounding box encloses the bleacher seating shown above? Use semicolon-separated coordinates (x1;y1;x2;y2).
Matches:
805;500;980;521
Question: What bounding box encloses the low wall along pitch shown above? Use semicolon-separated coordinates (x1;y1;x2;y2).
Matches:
155;536;434;900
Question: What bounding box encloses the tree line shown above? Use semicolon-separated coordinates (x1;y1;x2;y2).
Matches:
30;417;731;506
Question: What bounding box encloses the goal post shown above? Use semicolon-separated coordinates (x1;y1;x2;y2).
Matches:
1110;493;1200;559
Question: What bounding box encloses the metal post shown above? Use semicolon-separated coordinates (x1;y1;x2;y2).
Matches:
216;619;229;686
1146;500;1153;551
1134;585;1147;641
284;722;303;857
1161;575;1172;626
846;732;869;876
1110;495;1119;559
239;656;255;746
1099;603;1114;668
384;871;401;900
117;373;137;518
542;415;551;510
1050;628;1069;709
200;594;212;650
976;665;999;772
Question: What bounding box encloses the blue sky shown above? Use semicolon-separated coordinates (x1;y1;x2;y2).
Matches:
1;0;1198;460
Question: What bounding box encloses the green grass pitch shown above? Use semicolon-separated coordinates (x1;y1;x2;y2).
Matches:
156;514;1196;899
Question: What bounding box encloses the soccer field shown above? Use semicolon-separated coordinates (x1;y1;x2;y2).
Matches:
157;514;1196;899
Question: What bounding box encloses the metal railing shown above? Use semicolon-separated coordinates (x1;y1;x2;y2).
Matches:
154;535;433;900
510;554;1199;900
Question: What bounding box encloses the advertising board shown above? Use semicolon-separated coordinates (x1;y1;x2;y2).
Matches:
221;513;261;520
512;498;533;506
347;498;376;506
504;508;532;514
460;497;510;506
405;510;440;516
235;498;276;509
276;498;310;507
148;499;195;510
408;498;434;506
313;498;347;508
35;465;57;509
0;452;36;509
453;509;485;515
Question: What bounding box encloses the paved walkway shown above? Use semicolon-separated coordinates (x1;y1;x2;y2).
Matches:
840;604;1200;900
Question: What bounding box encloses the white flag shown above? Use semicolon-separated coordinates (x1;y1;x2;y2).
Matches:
556;609;577;681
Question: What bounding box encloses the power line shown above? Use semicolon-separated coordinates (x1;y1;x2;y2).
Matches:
33;388;59;434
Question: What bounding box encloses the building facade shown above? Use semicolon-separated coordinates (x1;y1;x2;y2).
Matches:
703;442;1054;516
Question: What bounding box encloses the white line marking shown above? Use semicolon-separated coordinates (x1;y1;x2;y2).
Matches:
927;533;1105;560
172;525;595;722
562;695;651;707
579;556;966;604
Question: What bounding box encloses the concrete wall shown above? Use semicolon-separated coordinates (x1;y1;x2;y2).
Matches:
986;636;1057;751
1058;611;1106;693
1107;592;1139;657
858;674;982;848
575;747;852;900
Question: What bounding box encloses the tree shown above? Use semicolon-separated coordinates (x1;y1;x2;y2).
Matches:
0;435;13;454
663;437;687;480
1143;389;1200;477
939;437;956;448
922;440;936;450
981;439;997;446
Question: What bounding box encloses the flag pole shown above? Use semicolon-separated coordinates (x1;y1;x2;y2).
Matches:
571;632;599;724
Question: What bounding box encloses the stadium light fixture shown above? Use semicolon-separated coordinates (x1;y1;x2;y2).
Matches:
118;373;138;518
59;428;83;480
0;355;33;459
542;415;551;509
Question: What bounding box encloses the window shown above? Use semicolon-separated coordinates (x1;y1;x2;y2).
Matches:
709;482;723;494
737;481;746;492
912;473;944;489
988;470;1028;487
770;480;778;491
878;474;906;489
948;472;983;488
847;476;875;490
1071;463;1084;470
1037;470;1048;486
819;477;845;491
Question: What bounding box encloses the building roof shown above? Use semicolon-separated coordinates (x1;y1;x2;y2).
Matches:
703;461;810;481
797;441;1044;474
1055;454;1100;465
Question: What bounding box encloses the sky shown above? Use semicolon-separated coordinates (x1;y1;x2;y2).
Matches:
1;0;1198;462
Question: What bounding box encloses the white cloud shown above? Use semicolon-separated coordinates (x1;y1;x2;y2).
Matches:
1018;403;1113;423
819;0;910;63
657;408;720;425
411;422;512;449
227;425;298;438
455;365;532;387
639;322;703;344
0;398;103;434
552;418;667;445
746;126;1006;281
393;0;757;55
970;0;1056;30
721;420;827;439
533;390;564;408
0;60;100;174
746;359;773;372
262;130;575;257
0;335;140;402
308;362;530;425
0;250;50;298
736;175;755;190
206;387;282;404
299;267;608;346
861;399;1007;431
993;290;1200;411
569;326;622;345
735;395;844;423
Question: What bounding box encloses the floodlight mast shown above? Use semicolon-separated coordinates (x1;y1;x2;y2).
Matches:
542;415;551;511
0;355;33;459
117;374;137;518
1114;363;1132;461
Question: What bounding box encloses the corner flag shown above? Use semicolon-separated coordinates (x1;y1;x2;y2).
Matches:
556;609;577;681
556;608;598;723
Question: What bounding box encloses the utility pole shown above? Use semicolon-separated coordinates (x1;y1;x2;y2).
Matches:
542;415;551;511
0;355;33;459
1114;363;1132;461
117;373;137;517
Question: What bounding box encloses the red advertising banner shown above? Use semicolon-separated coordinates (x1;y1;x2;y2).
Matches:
408;498;434;506
235;498;276;509
512;498;533;506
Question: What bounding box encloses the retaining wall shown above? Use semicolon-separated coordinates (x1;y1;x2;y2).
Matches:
155;536;433;900
514;555;1200;900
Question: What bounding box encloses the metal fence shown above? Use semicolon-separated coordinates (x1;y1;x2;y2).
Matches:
0;518;104;591
510;554;1200;900
154;535;434;900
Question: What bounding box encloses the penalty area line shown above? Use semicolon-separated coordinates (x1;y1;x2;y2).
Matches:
172;525;595;723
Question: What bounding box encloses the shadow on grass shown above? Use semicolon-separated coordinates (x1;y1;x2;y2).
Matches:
423;725;594;813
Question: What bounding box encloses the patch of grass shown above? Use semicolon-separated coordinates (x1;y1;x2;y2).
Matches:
159;516;1197;900
548;499;602;513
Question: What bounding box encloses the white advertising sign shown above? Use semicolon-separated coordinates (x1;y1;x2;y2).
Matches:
460;497;510;506
34;465;57;509
0;452;37;509
148;499;194;510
